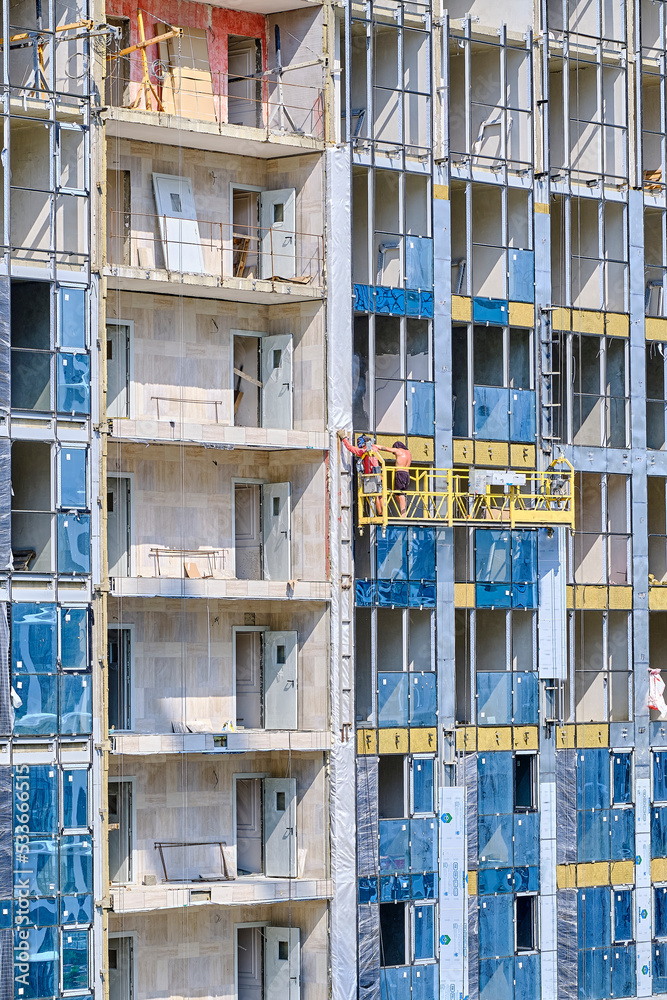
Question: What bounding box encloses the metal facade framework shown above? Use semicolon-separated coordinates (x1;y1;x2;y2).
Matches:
5;1;667;1000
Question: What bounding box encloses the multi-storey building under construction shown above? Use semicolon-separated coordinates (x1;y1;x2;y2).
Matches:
6;0;667;998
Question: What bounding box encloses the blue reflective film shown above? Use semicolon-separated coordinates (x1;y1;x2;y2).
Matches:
0;901;10;928
410;818;437;871
14;838;58;896
474;385;510;440
655;752;667;803
59;675;92;735
477;753;513;815
411;874;436;899
56;353;90;414
62;928;89;991
407;581;436;608
611;807;635;861
13;926;58;999
14;766;58;833
579;947;611;1000
410;963;437;1000
407;381;434;436
59;288;86;349
59;449;87;509
353;284;372;313
578;809;611;863
508;249;534;303
475;530;511;583
60;836;93;895
656;888;667;939
478;815;513;868
380;966;410;1000
57;513;91;575
611;944;636;998
479;957;513;1000
514;812;539;866
378;673;408;728
614;889;633;942
514;954;540;1000
652;807;667;858
478;867;513;894
578;750;611;811
578;888;611;949
413;904;435;960
378;820;409;874
60;609;88;671
477;672;511;726
374;287;406;316
377;528;408;581
472;297;509;325
476;583;512;608
479;895;514;959
511;531;537;584
380;875;410;901
13;675;57;736
511;583;537;609
63;770;88;830
25;897;57;927
405;237;433;290
355;580;375;607
513;866;539;892
377;580;408;608
655;942;667;993
412;759;434;814
409;673;436;727
510;389;536;443
513;672;538;725
60;895;93;926
12;605;56;674
613;753;632;805
408;528;436;581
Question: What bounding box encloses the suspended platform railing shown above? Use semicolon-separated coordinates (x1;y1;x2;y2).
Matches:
355;455;575;530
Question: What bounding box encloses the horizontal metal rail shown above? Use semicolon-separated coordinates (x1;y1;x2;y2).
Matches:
356;456;575;530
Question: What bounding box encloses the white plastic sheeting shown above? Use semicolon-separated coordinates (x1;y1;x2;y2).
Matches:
538;526;567;680
327;142;357;1000
439;787;465;998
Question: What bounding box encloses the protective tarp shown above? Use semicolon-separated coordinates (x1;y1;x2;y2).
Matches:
459;753;478;867
468;896;479;1000
538;527;567;680
472;298;509;325
0;607;11;735
0;928;11;1000
0;770;10;897
0;278;9;411
0;444;9;573
358;904;380;1000
556;750;577;865
356;757;378;878
557;889;578;1000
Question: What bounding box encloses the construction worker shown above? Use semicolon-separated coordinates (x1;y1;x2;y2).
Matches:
375;440;412;516
337;430;383;517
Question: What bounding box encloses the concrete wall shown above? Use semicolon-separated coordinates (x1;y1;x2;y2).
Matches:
106;292;325;431
107;597;328;732
108;751;328;880
108;901;328;1000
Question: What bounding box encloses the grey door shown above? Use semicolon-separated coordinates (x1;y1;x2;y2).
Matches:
263;631;297;730
259;188;296;279
109;937;133;1000
107;323;130;419
236;777;263;875
263;777;296;877
261;335;292;429
265;927;300;1000
107;477;131;578
261;483;290;581
108;780;132;884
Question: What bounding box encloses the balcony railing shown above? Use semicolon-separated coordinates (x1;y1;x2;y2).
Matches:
107;66;324;139
108;210;324;285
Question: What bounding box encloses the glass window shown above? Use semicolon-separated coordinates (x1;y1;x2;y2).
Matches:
60;895;93;926
479;895;514;959
656;888;667;939
410;818;437;871
63;770;88;830
379;820;409;874
412;759;434;815
14;766;58;834
409;673;436;726
12;605;57;674
579;888;611;949
577;809;611;863
56;353;90;415
613;890;633;943
59;288;86;349
25;898;57;927
14;926;58;999
59;449;87;509
15;838;58;896
57;513;91;575
413;904;435;961
13;674;58;735
613;753;632;804
478;753;513;815
59;675;92;735
61;610;88;672
378;673;408;728
62;928;90;992
578;750;611;811
60;836;93;895
655;752;667;803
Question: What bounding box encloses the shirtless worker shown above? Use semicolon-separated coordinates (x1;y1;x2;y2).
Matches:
375;440;412;516
337;429;383;517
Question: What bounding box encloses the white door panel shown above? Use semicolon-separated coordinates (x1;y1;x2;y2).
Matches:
261;483;290;581
263;631;297;730
260;188;296;279
263;777;296;877
152;173;204;273
265;927;300;1000
261;334;292;429
107;324;130;419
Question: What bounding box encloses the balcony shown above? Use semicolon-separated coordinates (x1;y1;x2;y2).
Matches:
105;210;324;303
110;876;333;914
